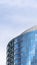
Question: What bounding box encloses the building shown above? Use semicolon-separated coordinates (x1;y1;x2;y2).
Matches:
7;26;37;65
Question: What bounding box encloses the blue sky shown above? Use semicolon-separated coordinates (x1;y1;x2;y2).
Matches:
0;0;37;65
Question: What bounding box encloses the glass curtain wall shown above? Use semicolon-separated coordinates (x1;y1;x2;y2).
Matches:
7;30;37;65
14;31;37;65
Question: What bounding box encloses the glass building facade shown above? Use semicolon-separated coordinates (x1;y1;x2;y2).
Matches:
7;26;37;65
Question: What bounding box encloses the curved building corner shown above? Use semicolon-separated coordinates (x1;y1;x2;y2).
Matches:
7;26;37;65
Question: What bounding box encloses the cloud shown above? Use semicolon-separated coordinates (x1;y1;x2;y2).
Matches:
0;3;37;25
0;0;37;8
0;49;6;65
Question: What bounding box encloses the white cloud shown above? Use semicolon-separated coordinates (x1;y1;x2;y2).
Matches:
0;49;6;65
0;0;37;8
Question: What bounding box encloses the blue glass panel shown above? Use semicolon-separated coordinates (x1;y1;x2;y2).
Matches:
14;30;37;65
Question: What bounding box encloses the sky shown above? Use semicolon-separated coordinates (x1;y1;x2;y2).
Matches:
0;0;37;65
